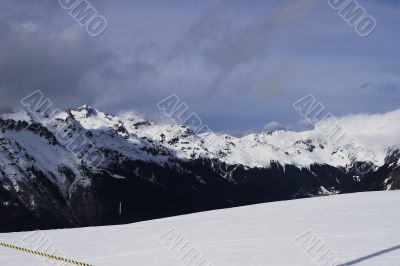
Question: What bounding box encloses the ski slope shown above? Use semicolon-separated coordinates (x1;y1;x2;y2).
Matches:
0;191;399;266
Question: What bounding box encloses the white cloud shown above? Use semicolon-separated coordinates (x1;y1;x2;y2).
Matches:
263;121;286;131
315;109;400;161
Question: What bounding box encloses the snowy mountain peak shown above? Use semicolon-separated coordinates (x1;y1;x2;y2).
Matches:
0;110;33;123
2;106;400;172
74;104;98;116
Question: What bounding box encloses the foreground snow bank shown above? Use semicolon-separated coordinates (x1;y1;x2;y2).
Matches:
0;191;399;266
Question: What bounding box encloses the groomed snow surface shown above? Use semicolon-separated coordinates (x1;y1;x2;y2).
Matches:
1;191;399;266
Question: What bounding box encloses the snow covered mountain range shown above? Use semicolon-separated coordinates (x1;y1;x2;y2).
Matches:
0;105;399;232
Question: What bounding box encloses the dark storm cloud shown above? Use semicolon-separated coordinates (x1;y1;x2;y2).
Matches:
0;0;116;109
0;20;90;108
0;0;399;132
357;82;400;94
374;83;399;93
0;0;110;108
166;0;317;95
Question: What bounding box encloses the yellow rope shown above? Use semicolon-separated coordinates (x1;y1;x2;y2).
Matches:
0;242;93;266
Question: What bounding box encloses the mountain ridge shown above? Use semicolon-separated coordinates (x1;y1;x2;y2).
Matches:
0;105;398;232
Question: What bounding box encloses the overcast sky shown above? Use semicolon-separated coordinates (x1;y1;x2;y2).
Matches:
0;0;399;133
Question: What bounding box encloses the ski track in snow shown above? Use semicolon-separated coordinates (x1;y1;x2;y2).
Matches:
0;191;399;266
